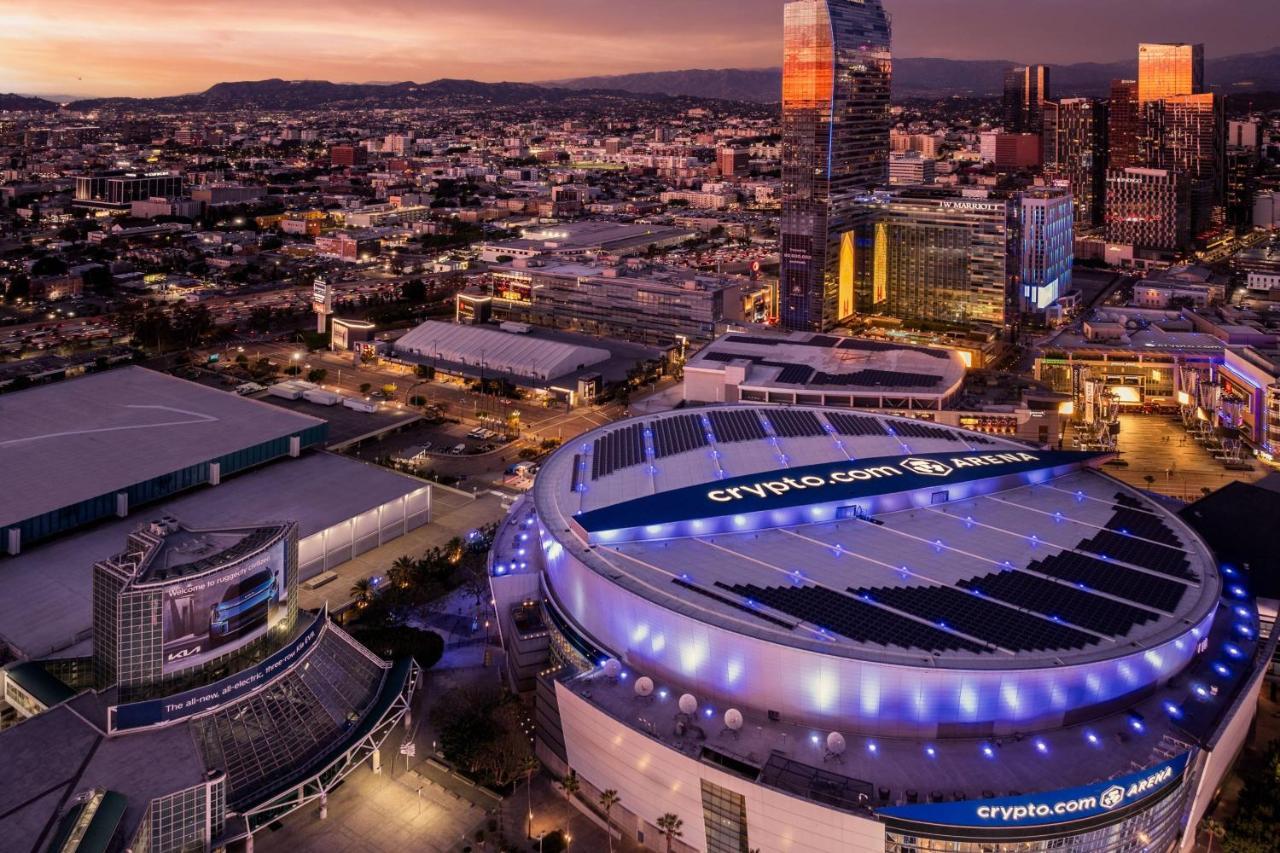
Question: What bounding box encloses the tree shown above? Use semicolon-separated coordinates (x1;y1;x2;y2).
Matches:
1143;475;1156;489
388;555;418;589
657;813;683;853
350;577;375;608
560;769;580;831
307;368;327;384
523;755;540;839
359;382;372;395
1202;818;1226;853
599;789;620;853
380;383;398;398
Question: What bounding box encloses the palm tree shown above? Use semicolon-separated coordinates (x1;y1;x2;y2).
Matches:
656;813;683;853
560;768;580;831
388;555;417;589
1201;817;1226;853
522;754;540;838
350;577;374;608
599;789;619;853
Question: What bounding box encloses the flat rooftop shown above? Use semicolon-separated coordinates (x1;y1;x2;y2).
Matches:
687;332;967;397
0;366;327;530
0;452;427;659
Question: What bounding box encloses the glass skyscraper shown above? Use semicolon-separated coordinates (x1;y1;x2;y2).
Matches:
1137;42;1204;104
779;0;892;331
1003;65;1051;134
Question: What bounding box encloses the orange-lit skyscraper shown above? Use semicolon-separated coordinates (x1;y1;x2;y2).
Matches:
1108;80;1142;169
1137;43;1204;103
1003;65;1051;134
779;0;891;331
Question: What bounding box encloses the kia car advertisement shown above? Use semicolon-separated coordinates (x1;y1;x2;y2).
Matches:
161;540;289;673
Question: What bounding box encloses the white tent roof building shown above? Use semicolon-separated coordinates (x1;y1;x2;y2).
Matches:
393;321;611;382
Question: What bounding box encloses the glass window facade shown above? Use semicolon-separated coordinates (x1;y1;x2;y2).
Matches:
780;0;892;331
701;778;750;853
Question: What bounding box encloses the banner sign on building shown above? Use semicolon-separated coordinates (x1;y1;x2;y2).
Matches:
575;450;1105;537
110;611;326;733
878;752;1190;829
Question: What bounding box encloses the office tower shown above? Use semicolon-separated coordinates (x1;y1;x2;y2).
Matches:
855;188;1014;327
1226;148;1261;233
889;151;936;185
991;133;1042;171
1145;93;1226;236
1137;43;1204;103
779;0;892;331
73;173;184;210
1043;98;1109;226
1003;65;1051;133
717;147;750;177
329;144;367;167
1018;188;1075;311
1105;167;1191;251
1108;80;1142;169
1228;120;1261;150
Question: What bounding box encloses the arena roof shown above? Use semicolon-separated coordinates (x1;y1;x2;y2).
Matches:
394;320;611;382
0;366;326;531
686;332;968;399
529;406;1219;671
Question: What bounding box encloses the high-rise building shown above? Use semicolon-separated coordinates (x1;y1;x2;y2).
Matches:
717;147;750;177
853;188;1016;328
1043;98;1109;226
1105;167;1191;251
992;132;1042;171
1108;80;1142;170
329;144;367;167
1018;188;1075;311
1137;43;1204;103
1003;65;1051;133
1145;93;1226;236
779;0;892;331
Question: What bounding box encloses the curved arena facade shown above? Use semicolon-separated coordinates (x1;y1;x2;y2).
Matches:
490;406;1269;853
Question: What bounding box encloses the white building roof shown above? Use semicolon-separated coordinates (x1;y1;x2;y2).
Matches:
394;321;610;382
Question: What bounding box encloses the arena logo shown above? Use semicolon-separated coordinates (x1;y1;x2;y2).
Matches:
706;452;1039;504
974;764;1174;823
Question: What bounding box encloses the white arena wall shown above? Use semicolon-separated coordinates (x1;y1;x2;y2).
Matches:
298;485;431;578
557;684;886;853
540;524;1214;737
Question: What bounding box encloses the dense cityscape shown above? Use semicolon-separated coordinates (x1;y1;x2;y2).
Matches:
1;2;1279;852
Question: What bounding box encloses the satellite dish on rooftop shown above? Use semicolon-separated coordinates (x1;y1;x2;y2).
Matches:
724;709;743;731
602;659;621;679
827;732;847;755
634;676;654;697
678;693;698;715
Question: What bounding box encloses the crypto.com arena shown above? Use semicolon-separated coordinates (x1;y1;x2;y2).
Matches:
489;406;1268;853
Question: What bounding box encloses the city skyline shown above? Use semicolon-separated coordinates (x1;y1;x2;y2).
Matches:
1;0;1275;98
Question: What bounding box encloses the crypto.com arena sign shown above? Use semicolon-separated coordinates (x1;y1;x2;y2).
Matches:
573;450;1105;543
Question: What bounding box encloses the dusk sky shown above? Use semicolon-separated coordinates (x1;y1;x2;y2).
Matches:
1;0;1273;98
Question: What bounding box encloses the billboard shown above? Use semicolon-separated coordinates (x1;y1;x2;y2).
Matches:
574;450;1105;538
878;752;1190;830
160;538;289;674
112;611;325;732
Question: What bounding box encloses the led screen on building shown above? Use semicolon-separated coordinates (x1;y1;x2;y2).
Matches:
160;539;289;673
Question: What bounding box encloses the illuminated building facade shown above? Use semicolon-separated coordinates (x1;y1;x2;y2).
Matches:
1002;65;1051;133
1108;80;1143;170
1137;43;1204;104
779;0;892;331
1145;93;1227;237
1018;189;1075;311
1043;98;1109;226
1105;167;1192;251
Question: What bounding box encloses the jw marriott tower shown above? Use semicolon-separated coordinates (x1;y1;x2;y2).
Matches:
779;0;892;331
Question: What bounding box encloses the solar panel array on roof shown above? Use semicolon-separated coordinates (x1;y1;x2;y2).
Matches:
1106;507;1182;548
825;412;889;437
850;584;1095;652
591;423;648;480
836;338;953;360
958;571;1159;638
810;369;943;389
968;434;999;445
1078;530;1195;580
762;409;826;438
1114;492;1149;511
708;409;767;443
890;420;959;442
671;577;797;630
775;364;816;384
651;414;709;459
570;454;583;494
1026;551;1187;613
719;582;989;654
